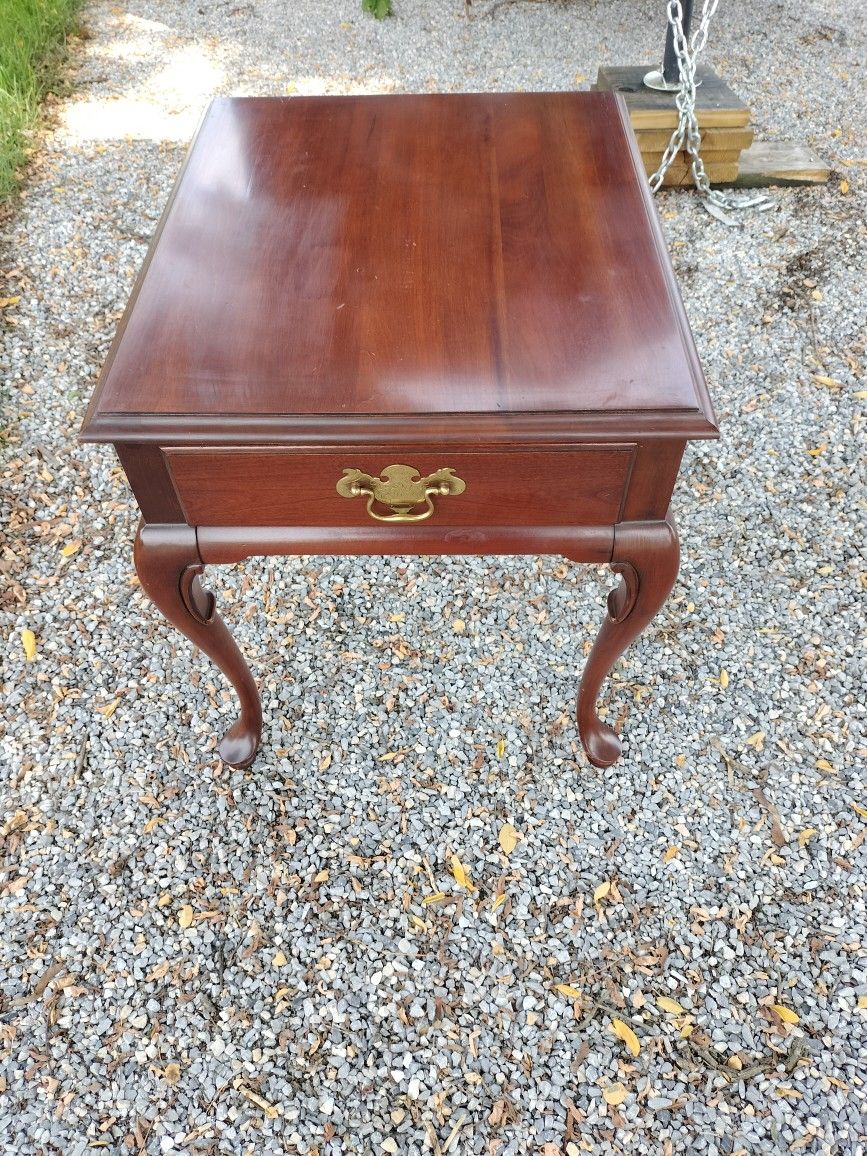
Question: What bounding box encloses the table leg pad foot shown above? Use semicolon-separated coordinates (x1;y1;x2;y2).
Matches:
134;522;263;767
577;516;680;768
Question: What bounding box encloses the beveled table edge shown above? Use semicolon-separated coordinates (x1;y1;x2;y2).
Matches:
78;407;719;446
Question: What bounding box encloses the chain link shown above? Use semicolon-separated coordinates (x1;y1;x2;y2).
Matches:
648;0;772;219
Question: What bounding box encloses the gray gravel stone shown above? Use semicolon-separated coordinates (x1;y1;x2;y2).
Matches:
1;0;865;1154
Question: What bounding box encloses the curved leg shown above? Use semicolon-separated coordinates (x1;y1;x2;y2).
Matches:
134;522;262;768
577;515;680;768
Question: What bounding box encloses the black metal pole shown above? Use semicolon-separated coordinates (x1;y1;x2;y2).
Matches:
662;0;695;85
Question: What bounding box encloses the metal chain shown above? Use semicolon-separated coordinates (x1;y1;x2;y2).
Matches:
648;0;772;221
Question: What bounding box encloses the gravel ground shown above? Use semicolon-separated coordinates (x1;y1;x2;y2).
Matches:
1;1;865;1153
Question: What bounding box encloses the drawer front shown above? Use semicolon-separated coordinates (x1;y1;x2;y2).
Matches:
164;446;635;527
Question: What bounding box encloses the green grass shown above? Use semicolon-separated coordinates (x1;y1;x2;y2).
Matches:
0;0;82;200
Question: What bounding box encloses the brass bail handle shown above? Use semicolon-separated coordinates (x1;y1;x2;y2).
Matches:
336;464;466;523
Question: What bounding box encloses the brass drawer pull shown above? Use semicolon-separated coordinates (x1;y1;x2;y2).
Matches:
336;464;466;523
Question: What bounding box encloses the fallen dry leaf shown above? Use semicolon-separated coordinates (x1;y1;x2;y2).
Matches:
498;823;519;855
593;881;611;904
178;905;194;929
770;1003;800;1025
450;854;474;891
603;1083;628;1106
21;629;37;661
554;983;582;999
164;1063;181;1085
611;1017;640;1057
657;996;685;1014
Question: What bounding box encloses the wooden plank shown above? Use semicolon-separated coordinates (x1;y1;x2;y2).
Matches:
594;64;750;129
644;159;741;187
641;148;741;166
728;141;830;186
634;127;754;152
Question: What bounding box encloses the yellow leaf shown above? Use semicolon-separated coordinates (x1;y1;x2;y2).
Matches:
61;540;82;557
858;995;867;1010
603;1083;628;1106
157;892;172;908
854;390;867;400
827;1075;849;1089
593;881;611;904
450;854;474;891
377;750;403;762
727;1054;743;1070
662;846;679;863
816;758;835;772
611;1017;640;1057
852;803;867;819
680;1021;694;1038
496;737;506;758
770;1003;799;1024
408;914;427;930
142;816;161;834
555;984;582;999
806;445;827;456
313;869;329;883
388;613;405;622
319;752;332;770
776;1086;802;1099
491;893;506;913
498;823;519;854
164;1063;181;1085
178;905;194;929
21;629;37;660
0;295;21;307
839;179;849;194
423;891;446;906
746;730;765;750
272;950;287;967
97;698;121;718
798;828;818;848
719;669;729;688
452;619;465;633
657;996;684;1014
812;374;842;389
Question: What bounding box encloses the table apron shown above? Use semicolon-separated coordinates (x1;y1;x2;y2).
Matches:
195;524;615;565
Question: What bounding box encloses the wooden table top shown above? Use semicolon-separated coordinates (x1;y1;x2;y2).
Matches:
81;92;717;446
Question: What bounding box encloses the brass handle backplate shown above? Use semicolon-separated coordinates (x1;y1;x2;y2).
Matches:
336;464;466;523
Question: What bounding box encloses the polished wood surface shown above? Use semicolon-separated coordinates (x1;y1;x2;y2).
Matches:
164;445;634;527
80;92;719;769
80;92;716;445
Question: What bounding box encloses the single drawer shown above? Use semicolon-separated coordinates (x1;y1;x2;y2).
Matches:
164;445;635;528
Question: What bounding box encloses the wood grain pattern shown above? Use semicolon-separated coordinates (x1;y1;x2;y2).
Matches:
164;446;635;528
594;65;751;129
80;92;716;446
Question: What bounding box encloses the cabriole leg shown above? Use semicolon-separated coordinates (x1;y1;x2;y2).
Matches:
133;522;262;768
577;515;680;768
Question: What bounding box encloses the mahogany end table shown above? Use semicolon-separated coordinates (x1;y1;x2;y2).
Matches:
80;93;718;770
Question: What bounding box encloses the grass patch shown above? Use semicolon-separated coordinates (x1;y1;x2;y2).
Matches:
0;0;82;200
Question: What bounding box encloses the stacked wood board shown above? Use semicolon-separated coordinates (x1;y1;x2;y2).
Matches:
593;64;753;187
